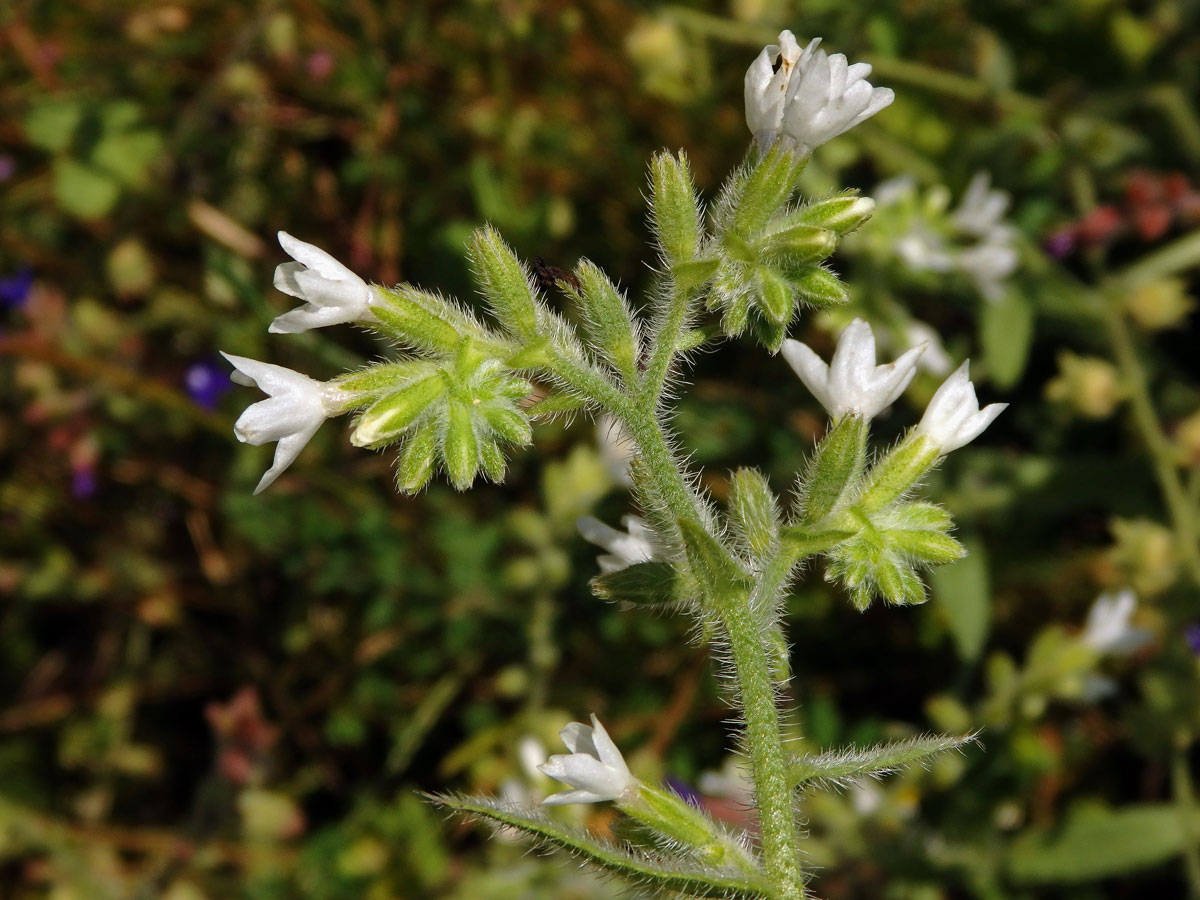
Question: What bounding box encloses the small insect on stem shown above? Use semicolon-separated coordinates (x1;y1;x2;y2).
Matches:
532;256;581;295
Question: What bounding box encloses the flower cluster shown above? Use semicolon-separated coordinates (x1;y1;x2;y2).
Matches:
221;234;374;492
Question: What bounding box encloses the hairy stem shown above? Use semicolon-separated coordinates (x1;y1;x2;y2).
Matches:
640;280;694;410
619;395;804;899
719;592;806;900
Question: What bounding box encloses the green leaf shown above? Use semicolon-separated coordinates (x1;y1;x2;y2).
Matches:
788;732;978;790
1009;801;1198;884
24;100;83;152
980;290;1033;388
930;536;990;662
52;157;121;219
431;794;770;899
91;127;163;188
677;517;747;598
590;561;682;608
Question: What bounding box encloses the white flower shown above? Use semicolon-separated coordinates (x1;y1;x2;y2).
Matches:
577;515;658;573
781;318;925;421
950;172;1012;239
744;31;893;154
269;232;377;333
1082;589;1153;656
221;352;342;494
915;361;1006;453
539;715;635;806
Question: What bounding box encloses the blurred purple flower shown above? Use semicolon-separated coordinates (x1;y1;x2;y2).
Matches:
1186;623;1200;656
72;467;97;499
1044;229;1076;260
186;358;232;410
0;266;34;308
0;155;15;182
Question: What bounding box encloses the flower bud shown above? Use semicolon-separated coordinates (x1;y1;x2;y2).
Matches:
650;151;701;264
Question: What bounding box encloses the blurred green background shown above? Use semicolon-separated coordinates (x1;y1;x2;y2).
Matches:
3;1;1200;897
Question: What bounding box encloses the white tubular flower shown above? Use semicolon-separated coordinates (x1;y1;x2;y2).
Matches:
539;715;635;806
1082;589;1152;656
577;515;658;573
269;232;377;333
221;352;342;494
745;31;894;154
915;361;1007;454
781;318;925;421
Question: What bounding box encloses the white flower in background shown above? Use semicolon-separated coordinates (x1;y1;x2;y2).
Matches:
222;353;343;494
873;173;1018;301
269;232;378;333
1082;589;1152;656
596;414;636;488
744;31;893;154
915;361;1007;454
904;321;954;376
950;172;1013;238
577;515;658;573
781;318;925;421
539;715;636;806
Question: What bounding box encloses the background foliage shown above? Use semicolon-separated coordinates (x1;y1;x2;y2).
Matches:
2;1;1199;897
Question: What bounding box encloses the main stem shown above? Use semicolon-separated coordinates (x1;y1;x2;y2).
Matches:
620;401;805;900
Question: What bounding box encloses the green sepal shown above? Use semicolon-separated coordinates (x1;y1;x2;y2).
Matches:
787;732;977;790
755;224;838;268
469;225;542;340
749;313;789;354
672;257;721;293
730;143;805;237
857;434;940;511
779;526;855;560
756;267;794;327
675;326;713;353
624;784;765;879
788;191;876;235
442;401;480;490
727;468;780;561
479;404;533;447
478;439;507;483
650;151;702;265
395;416;440;493
431;794;770;899
799;414;868;524
351;373;447;448
790;266;848;308
371;285;494;354
575;260;641;381
590;561;682;608
336;359;438;397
